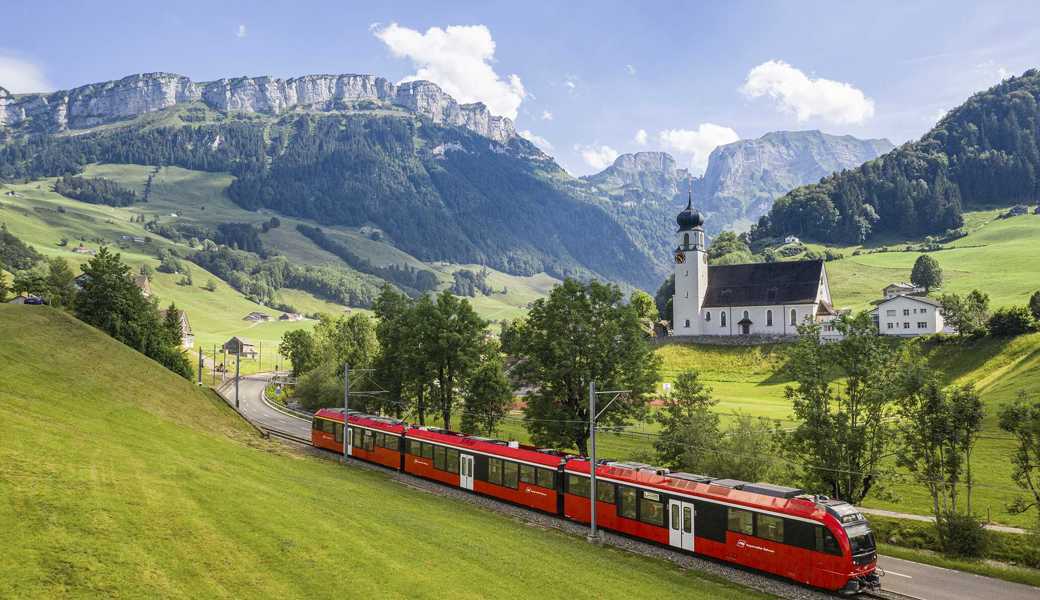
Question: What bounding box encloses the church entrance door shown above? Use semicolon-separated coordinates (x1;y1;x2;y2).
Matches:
740;322;750;335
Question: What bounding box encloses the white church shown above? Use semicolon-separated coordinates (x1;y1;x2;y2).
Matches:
671;197;837;337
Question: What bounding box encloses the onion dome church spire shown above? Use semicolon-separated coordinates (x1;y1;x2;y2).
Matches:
676;187;704;231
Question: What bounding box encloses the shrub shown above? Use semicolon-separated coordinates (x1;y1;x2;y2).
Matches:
988;306;1038;336
940;512;988;558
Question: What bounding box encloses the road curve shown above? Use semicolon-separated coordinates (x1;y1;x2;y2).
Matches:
218;376;1038;600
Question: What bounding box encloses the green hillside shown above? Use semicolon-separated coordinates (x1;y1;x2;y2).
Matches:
0;305;762;599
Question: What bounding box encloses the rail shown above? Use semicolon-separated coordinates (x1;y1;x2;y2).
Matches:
263;426;313;446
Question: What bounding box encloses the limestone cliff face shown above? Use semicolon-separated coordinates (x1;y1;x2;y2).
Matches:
582;151;690;204
0;72;515;143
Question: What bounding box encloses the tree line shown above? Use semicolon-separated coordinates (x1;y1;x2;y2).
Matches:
53;175;139;207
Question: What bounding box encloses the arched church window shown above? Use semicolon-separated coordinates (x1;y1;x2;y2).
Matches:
743;310;750;320
685;291;689;298
705;312;711;322
683;233;690;247
767;310;773;326
721;312;727;327
684;319;690;328
790;309;797;325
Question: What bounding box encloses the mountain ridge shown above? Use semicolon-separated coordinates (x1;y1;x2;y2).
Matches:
0;72;516;143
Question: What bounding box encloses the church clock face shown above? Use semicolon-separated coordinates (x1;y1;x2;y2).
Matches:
675;251;686;264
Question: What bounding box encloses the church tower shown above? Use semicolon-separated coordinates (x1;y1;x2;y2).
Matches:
672;192;707;335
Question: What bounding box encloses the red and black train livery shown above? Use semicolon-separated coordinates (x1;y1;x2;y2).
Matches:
312;408;879;594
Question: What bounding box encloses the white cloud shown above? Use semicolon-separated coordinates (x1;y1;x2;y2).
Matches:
625;64;637;76
997;66;1011;80
236;24;247;38
0;54;51;93
563;76;577;93
575;144;619;171
373;22;525;119
659;123;740;175
741;60;875;124
540;109;553;121
929;107;948;124
634;129;648;146
520;130;554;153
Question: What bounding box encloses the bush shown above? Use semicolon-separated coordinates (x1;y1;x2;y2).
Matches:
988;306;1038;336
940;512;988;558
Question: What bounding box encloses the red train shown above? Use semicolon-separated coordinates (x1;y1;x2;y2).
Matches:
312;408;880;594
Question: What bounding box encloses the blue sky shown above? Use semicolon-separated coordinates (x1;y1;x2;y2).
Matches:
3;1;1038;175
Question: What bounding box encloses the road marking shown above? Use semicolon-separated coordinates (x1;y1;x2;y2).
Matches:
885;569;913;579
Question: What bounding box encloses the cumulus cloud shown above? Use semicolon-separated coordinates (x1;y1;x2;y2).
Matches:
634;129;648;145
373;22;525;119
520;130;554;153
0;54;51;93
575;144;619;171
659;123;740;175
741;60;875;124
625;64;637;76
236;24;247;38
540;109;553;121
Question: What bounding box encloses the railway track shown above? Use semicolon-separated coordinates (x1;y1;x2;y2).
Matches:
262;426;312;446
861;588;924;600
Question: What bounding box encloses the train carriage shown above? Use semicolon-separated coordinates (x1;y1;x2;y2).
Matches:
311;409;407;470
404;427;567;514
561;459;878;593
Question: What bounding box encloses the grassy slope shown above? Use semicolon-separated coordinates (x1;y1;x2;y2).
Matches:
0;305;764;599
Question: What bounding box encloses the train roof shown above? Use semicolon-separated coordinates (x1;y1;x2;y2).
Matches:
314;408;407;433
565;459;828;522
407;426;571;468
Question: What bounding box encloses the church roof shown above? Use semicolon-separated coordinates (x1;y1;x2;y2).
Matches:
702;260;825;308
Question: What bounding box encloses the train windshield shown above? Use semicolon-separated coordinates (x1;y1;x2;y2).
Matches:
845;523;876;555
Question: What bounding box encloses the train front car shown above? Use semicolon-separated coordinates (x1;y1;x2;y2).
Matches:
820;499;880;594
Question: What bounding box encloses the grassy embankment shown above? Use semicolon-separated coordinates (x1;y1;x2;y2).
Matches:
0;305;765;599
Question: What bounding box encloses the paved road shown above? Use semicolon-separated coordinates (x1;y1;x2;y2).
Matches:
218;376;1037;600
862;507;1027;535
216;373;310;438
878;554;1039;600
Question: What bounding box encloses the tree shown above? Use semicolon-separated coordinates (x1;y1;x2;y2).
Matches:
911;255;944;293
896;371;985;552
203;278;217;292
45;256;77;308
162;303;184;348
278;329;317;378
1000;393;1040;530
781;313;910;503
503;279;661;454
373;285;414;418
12;269;47;298
0;267;7;302
426;291;487;430
629;290;658;322
138;263;155;282
940;290;990;337
654;369;719;470
460;345;512;436
1030;291;1040;321
987;306;1038;336
313;312;378;373
654;275;674;326
711;414;778;482
707;231;753;264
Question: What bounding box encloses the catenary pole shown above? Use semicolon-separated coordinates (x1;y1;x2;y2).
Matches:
235;349;241;409
588;380;599;542
197;346;203;385
212;344;216;386
342;363;350;463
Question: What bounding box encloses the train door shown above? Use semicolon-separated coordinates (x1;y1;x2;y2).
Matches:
668;499;695;552
346;426;353;456
460;454;474;490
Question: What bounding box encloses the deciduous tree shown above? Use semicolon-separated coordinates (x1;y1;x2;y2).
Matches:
911;255;944;293
45;256;77;308
1000;393;1040;530
460;345;512;436
278;329;316;378
654;369;719;471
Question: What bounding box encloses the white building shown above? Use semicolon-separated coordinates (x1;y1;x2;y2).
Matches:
873;294;944;337
882;282;924;299
671;197;836;337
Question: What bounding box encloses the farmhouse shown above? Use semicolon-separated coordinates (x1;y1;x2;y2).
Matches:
223;336;257;358
671;196;835;337
243;311;271;322
873;294;945;336
882;282;924;298
279;312;304;321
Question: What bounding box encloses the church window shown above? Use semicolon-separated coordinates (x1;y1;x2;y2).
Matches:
683;233;690;247
766;310;773;326
790;309;797;326
705;312;711;322
685;291;689;298
684;319;690;328
721;312;727;327
743;310;750;320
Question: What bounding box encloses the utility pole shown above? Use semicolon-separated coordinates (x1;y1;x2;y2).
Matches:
212;344;216;386
342;363;350;463
197;346;203;385
588;380;600;543
235;349;241;409
259;341;262;371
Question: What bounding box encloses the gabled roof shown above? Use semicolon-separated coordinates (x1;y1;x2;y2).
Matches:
702;260;825;308
876;293;942;308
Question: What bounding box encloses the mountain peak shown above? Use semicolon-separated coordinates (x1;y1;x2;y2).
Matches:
0;72;516;143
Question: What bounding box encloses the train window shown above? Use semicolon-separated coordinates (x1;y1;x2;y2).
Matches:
519;464;535;484
434;445;446;470
639;492;665;526
364;431;375;452
422;443;434;460
817;527;842;555
757;514;784;542
503;462;519;489
694;501;727;543
671;504;680;530
784;519;816;550
567;474;590;498
596;481;615;504
727;508;754;535
537;468;554;490
618;487;637;519
334;423;343;443
446;449;460;474
312;418;321;431
323;420;335;434
408;440;421;456
489;458;503;485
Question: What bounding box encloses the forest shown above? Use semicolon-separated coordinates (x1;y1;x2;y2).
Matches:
53;175;139;207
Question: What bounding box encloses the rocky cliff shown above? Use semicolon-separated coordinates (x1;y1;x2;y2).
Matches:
582;151;690;205
0;72;516;143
